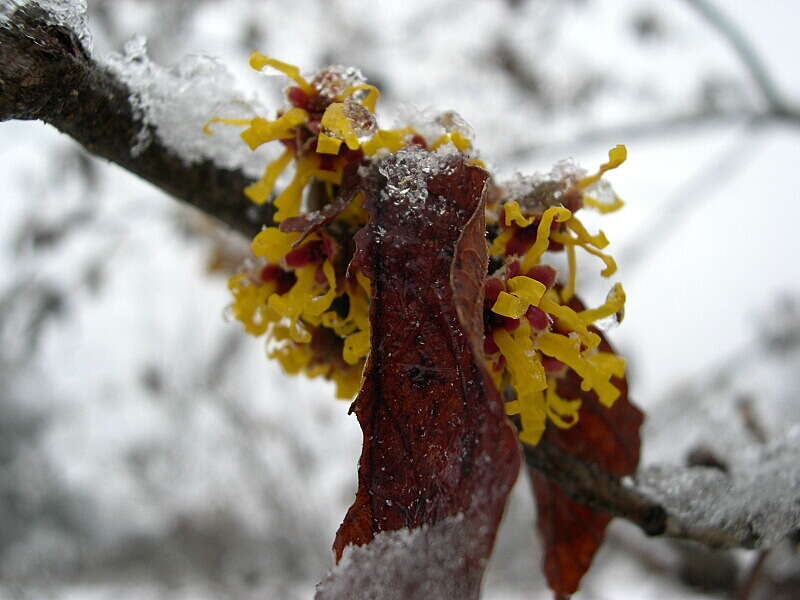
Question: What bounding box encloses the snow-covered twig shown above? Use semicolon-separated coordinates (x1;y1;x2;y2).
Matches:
0;4;265;238
528;426;800;550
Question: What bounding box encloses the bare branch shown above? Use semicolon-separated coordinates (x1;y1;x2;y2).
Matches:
527;427;800;551
506;0;800;161
0;6;265;238
683;0;794;118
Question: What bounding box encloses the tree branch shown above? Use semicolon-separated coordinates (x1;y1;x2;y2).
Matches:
683;0;794;118
0;6;265;238
527;426;800;551
506;1;800;161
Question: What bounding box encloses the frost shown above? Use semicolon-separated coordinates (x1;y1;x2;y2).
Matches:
377;147;454;206
638;427;800;547
315;514;486;600
103;36;269;175
501;159;586;215
393;105;474;147
583;178;617;207
311;65;366;101
1;0;91;51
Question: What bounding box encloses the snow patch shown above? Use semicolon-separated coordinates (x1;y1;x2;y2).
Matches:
103;36;270;176
315;514;488;600
638;427;800;547
500;159;586;214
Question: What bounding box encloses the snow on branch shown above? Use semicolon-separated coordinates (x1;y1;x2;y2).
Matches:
638;427;800;549
528;424;800;551
0;3;266;238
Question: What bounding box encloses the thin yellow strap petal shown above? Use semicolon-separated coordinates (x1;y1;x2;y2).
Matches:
240;108;309;150
362;127;414;156
503;201;534;227
273;156;316;222
343;84;381;113
450;131;472;151
249;52;312;94
584;194;625;214
579;144;627;188
251;227;300;262
320;103;360;150
551;232;618;278
492;291;527;319
507;276;546;307
545;385;581;429
565;217;609;249
518;390;547;446
521;206;572;271
244;148;293;204
489;228;514;256
562;243;577;302
579;283;626;325
539;296;600;349
344;329;371;365
316;133;343;155
203;117;253;135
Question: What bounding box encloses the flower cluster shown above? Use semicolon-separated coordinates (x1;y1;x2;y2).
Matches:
483;147;628;444
214;54;628;445
214;54;482;399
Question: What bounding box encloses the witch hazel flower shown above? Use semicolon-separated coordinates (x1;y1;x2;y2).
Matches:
484;146;628;444
210;53;629;447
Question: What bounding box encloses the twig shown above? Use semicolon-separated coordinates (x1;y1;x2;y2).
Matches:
506;1;800;161
0;6;265;238
504;108;793;161
682;0;794;118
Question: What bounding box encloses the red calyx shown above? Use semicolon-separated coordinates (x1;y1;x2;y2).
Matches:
261;264;297;295
318;153;338;171
506;225;538;256
287;86;311;110
484;278;505;304
526;305;550;331
410;134;428;148
526;265;557;289
541;356;566;373
285;241;324;267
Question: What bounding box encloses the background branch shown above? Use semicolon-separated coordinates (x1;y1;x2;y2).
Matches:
0;6;265;238
507;0;800;161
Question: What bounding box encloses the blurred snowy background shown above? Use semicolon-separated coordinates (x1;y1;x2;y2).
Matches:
1;0;799;598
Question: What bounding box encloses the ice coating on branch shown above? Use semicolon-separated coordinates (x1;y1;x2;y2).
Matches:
638;427;800;547
0;0;91;50
103;36;269;175
316;514;487;600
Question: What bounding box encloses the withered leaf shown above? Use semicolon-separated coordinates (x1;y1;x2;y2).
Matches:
528;301;643;598
324;153;521;599
279;162;362;244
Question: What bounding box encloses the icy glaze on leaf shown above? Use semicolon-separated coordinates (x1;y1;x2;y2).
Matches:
529;299;642;597
331;152;521;597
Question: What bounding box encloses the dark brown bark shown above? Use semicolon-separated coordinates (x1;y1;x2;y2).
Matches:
0;5;266;238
